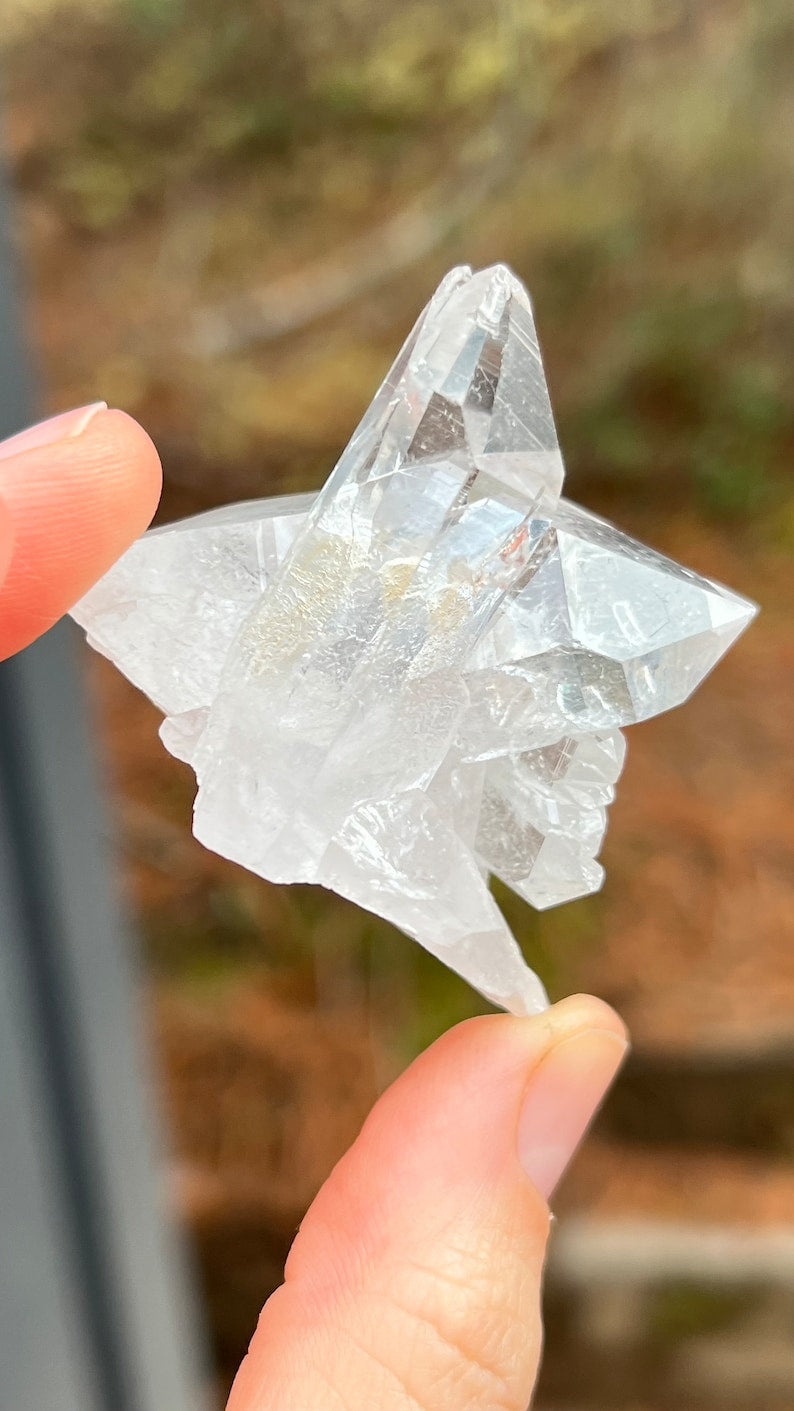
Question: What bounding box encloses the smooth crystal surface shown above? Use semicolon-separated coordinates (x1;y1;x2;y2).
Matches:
72;265;756;1015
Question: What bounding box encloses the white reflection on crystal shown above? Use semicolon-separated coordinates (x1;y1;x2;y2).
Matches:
72;265;756;1016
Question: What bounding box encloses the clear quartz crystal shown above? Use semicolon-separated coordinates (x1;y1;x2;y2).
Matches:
72;265;757;1015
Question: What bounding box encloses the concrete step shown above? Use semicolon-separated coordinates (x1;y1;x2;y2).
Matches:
540;1217;794;1410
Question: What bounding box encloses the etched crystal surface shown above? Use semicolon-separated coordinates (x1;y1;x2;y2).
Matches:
72;265;756;1015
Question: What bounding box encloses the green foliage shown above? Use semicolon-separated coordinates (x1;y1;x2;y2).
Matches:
692;366;788;517
122;0;185;30
566;290;792;519
650;1284;748;1343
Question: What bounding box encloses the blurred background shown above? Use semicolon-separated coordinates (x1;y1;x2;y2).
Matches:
2;0;793;1406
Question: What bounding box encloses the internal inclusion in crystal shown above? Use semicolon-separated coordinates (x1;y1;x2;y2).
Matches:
72;264;757;1017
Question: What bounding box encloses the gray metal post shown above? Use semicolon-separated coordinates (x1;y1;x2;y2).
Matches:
0;157;208;1408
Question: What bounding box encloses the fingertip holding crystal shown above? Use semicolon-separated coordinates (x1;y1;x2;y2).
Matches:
71;264;756;1013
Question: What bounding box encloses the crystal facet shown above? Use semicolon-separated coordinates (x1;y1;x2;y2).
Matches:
72;265;757;1015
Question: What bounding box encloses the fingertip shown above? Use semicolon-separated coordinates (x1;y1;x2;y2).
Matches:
286;996;628;1295
0;406;163;659
541;993;629;1045
367;994;626;1118
82;408;163;532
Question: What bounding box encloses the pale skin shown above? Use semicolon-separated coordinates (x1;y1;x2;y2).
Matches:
0;402;628;1411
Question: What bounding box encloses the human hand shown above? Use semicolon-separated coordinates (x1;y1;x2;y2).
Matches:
0;403;628;1411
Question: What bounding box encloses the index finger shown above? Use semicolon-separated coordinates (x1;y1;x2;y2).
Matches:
0;403;162;660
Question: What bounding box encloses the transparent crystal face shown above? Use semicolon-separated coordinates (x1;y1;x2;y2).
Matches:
72;265;757;1015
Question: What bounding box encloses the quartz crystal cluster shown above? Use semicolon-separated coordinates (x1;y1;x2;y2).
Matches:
72;265;756;1015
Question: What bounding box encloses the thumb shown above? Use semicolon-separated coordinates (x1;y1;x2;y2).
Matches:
227;994;627;1411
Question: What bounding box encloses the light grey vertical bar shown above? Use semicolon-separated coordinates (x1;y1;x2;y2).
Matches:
0;821;103;1411
0;137;208;1409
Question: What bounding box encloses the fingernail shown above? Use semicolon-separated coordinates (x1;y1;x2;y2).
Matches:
0;402;107;463
518;1027;628;1199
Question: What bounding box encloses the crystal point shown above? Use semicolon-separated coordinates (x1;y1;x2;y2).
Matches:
72;266;756;1014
